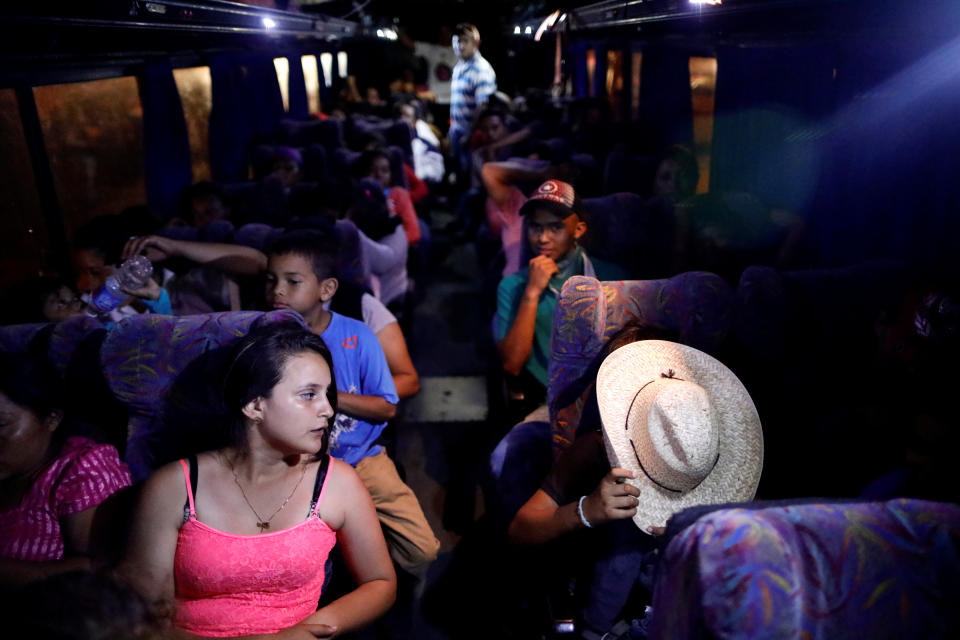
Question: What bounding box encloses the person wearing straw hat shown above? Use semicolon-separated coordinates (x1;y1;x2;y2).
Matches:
510;339;762;638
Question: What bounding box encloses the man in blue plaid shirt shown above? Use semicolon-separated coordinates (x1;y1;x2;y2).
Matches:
450;23;497;181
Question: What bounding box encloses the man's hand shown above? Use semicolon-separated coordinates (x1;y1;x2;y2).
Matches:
581;468;640;526
122;235;177;263
525;255;559;296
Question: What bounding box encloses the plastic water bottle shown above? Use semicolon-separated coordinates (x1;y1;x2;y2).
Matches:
86;255;154;314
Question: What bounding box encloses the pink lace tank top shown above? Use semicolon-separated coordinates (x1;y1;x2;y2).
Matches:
173;455;337;637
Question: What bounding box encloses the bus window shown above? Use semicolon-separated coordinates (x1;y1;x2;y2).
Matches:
337;51;348;78
630;51;643;121
320;52;334;88
586;48;596;97
273;57;290;111
33;76;146;236
0;89;48;290
689;56;717;193
302;55;321;114
173;66;212;182
606;49;624;120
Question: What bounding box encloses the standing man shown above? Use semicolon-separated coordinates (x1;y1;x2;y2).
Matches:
449;23;497;184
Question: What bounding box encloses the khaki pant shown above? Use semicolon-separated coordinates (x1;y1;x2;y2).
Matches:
355;450;440;571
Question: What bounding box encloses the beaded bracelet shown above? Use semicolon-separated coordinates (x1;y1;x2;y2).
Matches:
577;495;593;528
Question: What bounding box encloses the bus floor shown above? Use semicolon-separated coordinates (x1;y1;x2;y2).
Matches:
347;209;505;639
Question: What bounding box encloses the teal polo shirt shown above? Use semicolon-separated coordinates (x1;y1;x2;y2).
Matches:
494;254;625;386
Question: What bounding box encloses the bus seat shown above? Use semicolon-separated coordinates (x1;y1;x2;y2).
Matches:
581;193;675;278
47;315;105;378
0;322;54;358
332;148;361;180
101;310;308;481
302;143;329;183
650;498;960;639
602;147;657;197
234;222;282;251
384;121;414;163
547;273;734;455
276;118;344;151
386;145;410;189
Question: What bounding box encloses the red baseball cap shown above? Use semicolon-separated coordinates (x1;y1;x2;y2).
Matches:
519;179;584;221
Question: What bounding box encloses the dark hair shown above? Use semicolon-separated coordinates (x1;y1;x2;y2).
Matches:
0;353;64;422
179;181;227;221
73;216;131;266
347;179;402;241
356;147;392;181
266;229;341;282
222;322;338;454
454;23;480;41
0;276;73;325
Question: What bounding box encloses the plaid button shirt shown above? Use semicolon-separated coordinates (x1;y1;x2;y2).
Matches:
450;51;497;131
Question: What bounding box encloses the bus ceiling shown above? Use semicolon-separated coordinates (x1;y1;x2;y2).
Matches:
0;1;359;64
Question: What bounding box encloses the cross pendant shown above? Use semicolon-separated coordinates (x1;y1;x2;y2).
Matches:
257;521;270;532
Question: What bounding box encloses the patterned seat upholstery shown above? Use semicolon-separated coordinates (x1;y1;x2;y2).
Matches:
47;315;105;378
547;273;734;455
101;310;307;480
650;499;960;639
0;322;53;356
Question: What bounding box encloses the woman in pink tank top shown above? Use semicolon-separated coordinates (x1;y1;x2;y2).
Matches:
122;324;396;638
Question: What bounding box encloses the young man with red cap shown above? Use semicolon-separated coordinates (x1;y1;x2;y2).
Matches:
494;179;625;411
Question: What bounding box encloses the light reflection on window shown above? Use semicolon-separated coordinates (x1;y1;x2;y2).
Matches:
33;76;146;236
302;55;321;114
273;57;290;111
631;52;643;120
586;49;596;97
337;51;348;79
320;53;334;88
173;66;212;182
689;56;718;193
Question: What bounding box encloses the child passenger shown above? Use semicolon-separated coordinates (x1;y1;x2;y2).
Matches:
122;323;396;637
264;231;439;572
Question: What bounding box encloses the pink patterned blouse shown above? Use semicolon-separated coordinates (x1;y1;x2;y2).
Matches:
0;436;132;562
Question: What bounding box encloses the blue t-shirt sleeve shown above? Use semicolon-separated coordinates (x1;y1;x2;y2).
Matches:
494;273;524;341
357;324;398;405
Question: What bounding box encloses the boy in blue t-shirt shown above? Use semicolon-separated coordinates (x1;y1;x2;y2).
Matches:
264;230;439;571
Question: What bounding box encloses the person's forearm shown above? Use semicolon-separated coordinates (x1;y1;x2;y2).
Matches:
303;578;396;635
175;240;267;276
498;292;540;376
337;392;397;421
509;502;582;545
0;556;91;587
486;127;530;153
392;372;419;401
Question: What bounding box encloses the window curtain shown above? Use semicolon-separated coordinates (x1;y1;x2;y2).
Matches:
138;60;192;219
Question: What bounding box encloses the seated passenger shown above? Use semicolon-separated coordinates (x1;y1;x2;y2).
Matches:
495;180;625;412
357;148;421;246
264;232;439;571
347;182;410;307
121;234;267;315
0;354;132;587
72;216;172;323
509;338;764;638
269;147;304;189
0;276;84;325
652;144;699;203
122;323;396;637
176;181;232;229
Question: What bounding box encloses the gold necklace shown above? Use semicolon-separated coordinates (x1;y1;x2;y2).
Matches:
226;455;308;533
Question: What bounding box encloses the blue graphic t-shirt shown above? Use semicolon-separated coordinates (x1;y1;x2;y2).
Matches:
321;311;398;466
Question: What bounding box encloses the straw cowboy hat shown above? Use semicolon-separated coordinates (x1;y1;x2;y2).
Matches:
597;340;763;533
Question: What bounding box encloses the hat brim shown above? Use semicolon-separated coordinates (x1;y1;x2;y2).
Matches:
519;197;577;221
597;340;763;533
